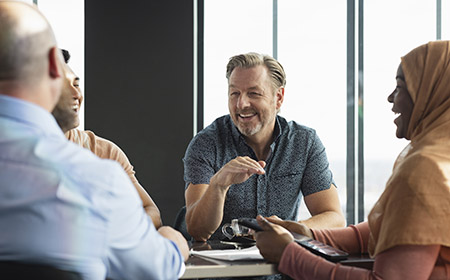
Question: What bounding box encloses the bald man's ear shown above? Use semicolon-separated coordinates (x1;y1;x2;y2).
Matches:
48;46;63;79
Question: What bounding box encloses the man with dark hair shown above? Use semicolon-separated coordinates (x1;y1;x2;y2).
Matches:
0;2;187;279
61;48;71;63
53;49;163;228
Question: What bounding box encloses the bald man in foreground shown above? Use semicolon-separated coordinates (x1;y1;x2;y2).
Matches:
0;2;188;279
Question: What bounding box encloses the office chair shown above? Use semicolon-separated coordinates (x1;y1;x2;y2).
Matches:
173;205;192;241
0;261;82;280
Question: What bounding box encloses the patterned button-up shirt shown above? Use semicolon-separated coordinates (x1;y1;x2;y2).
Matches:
183;115;334;240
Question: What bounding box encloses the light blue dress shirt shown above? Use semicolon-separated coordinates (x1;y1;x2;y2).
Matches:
0;95;185;280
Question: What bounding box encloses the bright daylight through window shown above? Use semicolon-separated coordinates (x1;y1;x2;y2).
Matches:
203;0;448;222
23;0;85;129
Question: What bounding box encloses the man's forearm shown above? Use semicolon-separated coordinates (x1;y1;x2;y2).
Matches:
300;210;346;229
145;206;163;229
185;157;266;241
158;226;190;261
186;184;229;241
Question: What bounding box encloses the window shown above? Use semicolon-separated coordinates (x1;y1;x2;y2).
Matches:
364;0;437;220
277;1;346;220
25;0;85;129
201;0;447;223
203;0;273;127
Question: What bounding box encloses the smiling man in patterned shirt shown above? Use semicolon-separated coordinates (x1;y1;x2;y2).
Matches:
183;52;345;242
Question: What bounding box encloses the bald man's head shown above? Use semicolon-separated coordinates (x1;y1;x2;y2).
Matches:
0;1;57;83
0;1;63;111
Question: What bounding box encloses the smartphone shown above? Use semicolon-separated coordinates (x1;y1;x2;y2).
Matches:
291;232;349;261
237;218;263;232
238;218;348;261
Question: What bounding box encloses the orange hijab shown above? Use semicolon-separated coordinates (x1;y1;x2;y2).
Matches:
368;41;450;256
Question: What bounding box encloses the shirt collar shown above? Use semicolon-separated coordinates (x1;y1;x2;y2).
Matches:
0;94;64;137
271;116;282;145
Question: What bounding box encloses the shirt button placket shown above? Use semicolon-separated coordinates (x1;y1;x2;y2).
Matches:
256;174;267;215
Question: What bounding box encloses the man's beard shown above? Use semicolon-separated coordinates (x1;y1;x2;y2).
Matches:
238;122;262;137
52;86;78;133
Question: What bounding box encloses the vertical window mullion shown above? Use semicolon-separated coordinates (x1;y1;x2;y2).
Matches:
273;0;278;59
197;0;204;133
346;0;356;225
437;0;442;40
357;0;364;223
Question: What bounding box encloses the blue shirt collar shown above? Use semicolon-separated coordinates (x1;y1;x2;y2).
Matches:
0;94;64;137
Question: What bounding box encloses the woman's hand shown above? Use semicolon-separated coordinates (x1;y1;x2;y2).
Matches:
255;215;294;263
265;215;313;238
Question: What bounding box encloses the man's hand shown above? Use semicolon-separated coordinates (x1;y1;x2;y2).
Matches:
209;156;266;190
158;226;190;261
185;156;265;241
255;215;294;263
265;215;313;238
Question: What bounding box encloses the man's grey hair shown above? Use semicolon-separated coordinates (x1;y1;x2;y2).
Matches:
226;52;286;91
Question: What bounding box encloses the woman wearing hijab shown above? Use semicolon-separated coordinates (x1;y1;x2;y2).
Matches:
254;40;450;279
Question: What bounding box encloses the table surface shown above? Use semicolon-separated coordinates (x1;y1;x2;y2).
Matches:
181;240;276;279
180;240;374;279
181;255;277;279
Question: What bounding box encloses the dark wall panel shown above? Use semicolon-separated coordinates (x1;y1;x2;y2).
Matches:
85;0;193;224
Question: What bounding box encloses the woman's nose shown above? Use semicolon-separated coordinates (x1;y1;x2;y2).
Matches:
387;90;395;103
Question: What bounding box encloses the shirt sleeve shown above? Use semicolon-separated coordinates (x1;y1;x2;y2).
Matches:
312;222;370;254
301;131;334;196
183;132;216;188
87;131;141;188
278;238;440;279
105;166;184;279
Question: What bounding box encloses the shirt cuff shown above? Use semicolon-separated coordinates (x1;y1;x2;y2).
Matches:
177;262;186;279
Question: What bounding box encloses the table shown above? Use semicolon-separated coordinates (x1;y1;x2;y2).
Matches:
180;240;374;279
180;241;277;279
181;255;277;279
